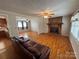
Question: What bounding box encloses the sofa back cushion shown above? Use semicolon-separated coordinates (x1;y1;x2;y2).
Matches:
23;41;41;59
19;37;29;42
27;47;41;58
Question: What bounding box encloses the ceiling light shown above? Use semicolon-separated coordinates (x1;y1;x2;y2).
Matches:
36;9;54;18
44;16;49;18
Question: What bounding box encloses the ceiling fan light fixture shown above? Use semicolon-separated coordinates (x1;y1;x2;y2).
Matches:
37;9;54;18
44;16;49;18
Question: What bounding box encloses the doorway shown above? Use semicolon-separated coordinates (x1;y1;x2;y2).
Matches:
0;17;9;38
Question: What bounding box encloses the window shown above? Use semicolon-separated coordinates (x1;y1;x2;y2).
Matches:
23;21;27;27
17;21;28;29
17;21;22;27
71;19;79;41
16;16;29;30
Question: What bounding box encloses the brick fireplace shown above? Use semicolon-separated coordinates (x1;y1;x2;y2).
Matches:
48;17;63;34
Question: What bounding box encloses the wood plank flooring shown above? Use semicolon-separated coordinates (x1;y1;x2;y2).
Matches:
26;32;76;59
0;37;24;59
0;32;76;59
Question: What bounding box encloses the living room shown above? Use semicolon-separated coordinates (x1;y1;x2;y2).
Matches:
0;0;79;59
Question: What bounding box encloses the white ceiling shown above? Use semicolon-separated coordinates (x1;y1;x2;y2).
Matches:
0;0;79;17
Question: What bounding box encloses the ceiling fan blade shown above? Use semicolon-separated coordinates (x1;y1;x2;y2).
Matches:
50;13;54;15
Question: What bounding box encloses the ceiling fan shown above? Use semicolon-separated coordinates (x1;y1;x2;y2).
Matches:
37;9;55;18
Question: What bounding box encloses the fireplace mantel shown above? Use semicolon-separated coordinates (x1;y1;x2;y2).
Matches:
47;22;63;25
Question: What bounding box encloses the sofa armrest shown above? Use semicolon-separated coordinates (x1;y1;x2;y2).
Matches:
12;38;36;59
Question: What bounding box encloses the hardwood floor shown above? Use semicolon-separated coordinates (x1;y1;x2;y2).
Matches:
26;32;76;59
0;37;24;59
0;32;76;59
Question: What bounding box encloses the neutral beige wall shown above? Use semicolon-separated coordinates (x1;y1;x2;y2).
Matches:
0;9;48;36
70;33;79;59
0;9;71;37
61;16;71;36
30;16;48;34
38;18;48;34
30;16;40;33
0;9;31;37
30;15;71;35
42;18;48;33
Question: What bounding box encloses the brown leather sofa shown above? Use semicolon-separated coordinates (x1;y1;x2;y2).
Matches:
12;37;50;59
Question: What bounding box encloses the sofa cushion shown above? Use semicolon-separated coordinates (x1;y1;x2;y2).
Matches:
23;41;41;58
12;36;29;42
23;41;33;48
26;40;36;46
19;37;29;42
27;47;41;58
